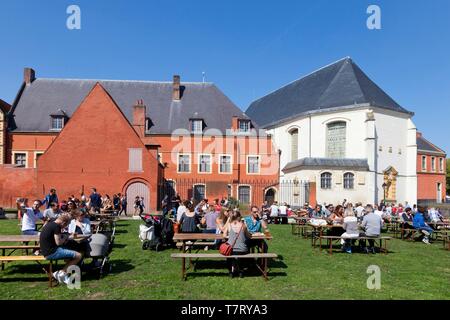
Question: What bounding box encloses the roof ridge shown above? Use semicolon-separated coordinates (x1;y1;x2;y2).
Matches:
249;57;351;105
313;58;354;108
37;78;214;85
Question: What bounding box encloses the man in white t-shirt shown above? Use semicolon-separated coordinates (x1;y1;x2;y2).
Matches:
373;204;384;218
269;201;279;224
17;199;44;235
43;202;62;221
278;202;288;224
355;202;365;219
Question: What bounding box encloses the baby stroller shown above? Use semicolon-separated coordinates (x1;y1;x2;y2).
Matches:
139;214;162;251
86;233;112;279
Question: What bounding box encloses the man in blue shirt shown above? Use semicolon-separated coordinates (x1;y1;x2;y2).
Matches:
244;206;269;253
89;188;102;214
413;206;433;244
42;188;58;209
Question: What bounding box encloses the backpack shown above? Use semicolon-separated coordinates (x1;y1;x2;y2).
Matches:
160;217;174;245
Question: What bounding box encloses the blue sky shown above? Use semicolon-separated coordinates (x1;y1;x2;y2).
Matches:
0;0;449;154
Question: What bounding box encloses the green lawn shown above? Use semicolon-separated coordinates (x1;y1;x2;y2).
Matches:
0;219;449;300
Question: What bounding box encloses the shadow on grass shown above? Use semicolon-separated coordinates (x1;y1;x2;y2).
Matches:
114;229;128;234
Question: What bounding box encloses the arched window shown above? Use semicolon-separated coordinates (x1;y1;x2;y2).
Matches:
290;128;299;161
326;121;346;158
343;172;354;189
320;172;332;189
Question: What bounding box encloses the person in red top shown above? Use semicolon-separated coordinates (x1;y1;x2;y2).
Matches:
213;199;222;213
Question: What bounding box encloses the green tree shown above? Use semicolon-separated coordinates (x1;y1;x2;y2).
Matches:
447;158;450;195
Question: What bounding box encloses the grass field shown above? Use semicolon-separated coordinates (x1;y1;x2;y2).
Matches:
0;219;449;300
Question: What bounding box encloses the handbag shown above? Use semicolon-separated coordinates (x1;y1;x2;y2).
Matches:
219;225;243;256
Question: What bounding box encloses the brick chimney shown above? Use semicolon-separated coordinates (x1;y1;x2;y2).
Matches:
132;99;146;138
172;75;181;101
24;68;36;85
231;116;239;130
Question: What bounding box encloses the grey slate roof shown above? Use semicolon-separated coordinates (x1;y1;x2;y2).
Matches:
246;57;413;128
417;135;446;155
282;157;369;173
10;78;251;134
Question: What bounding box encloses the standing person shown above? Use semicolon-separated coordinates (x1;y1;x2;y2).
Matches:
42;189;59;209
40;213;82;284
269;201;279;224
119;195;128;216
89;188;102;214
278;202;288;224
133;196;141;215
413;206;434;244
139;197;145;215
17;199;44;235
176;200;187;222
360;204;383;254
113;194;120;212
223;210;252;278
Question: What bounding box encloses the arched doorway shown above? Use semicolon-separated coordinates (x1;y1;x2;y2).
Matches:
126;182;149;215
265;188;276;205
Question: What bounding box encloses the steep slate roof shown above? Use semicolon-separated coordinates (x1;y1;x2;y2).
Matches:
417;134;446;155
282;158;369;173
10;78;251;134
0;99;10;114
246;57;413;128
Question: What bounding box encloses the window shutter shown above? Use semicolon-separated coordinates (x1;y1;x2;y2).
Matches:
128;148;143;172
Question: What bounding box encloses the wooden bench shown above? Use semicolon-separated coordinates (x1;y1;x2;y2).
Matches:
171;253;278;281
318;236;391;255
0;245;40;270
0;255;56;287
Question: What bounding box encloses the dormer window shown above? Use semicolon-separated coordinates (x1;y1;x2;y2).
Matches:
51;116;64;130
238;119;251;133
50;109;68;131
145;118;154;132
190;119;204;134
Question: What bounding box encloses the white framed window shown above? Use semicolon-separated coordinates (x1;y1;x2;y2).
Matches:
439;158;444;172
13;151;27;168
193;184;206;202
218;154;232;174
34;151;44;168
191;119;203;133
421;156;427;171
198;154;212;173
343;172;354;189
246;155;260;174
320;172;332;189
326;121;346;158
238;119;251;133
128;148;143;172
50;116;64;131
177;154;191;173
238;185;251;204
431;157;436;172
227;184;233;199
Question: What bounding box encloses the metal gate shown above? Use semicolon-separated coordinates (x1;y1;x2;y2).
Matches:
126;182;149;215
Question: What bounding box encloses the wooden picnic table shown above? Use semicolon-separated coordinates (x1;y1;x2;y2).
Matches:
0;235;40;243
309;223;344;247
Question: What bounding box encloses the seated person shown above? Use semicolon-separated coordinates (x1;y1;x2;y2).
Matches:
223;210;252;278
243;206;269;252
310;205;324;219
201;208;218;234
68;210;92;236
17;199;44;235
359;205;383;254
39;213;82;284
179;202;200;233
101;195;114;213
413;206;433;244
43;202;62;222
341;211;360;253
401;207;414;238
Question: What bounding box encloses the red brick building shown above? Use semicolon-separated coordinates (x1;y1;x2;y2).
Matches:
416;132;447;203
0;68;281;212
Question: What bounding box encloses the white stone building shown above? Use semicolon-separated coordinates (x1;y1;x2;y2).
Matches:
246;57;418;206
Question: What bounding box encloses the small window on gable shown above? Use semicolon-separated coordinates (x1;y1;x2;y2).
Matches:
50;109;68;131
51;116;64;130
190;119;204;133
238;119;251;133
